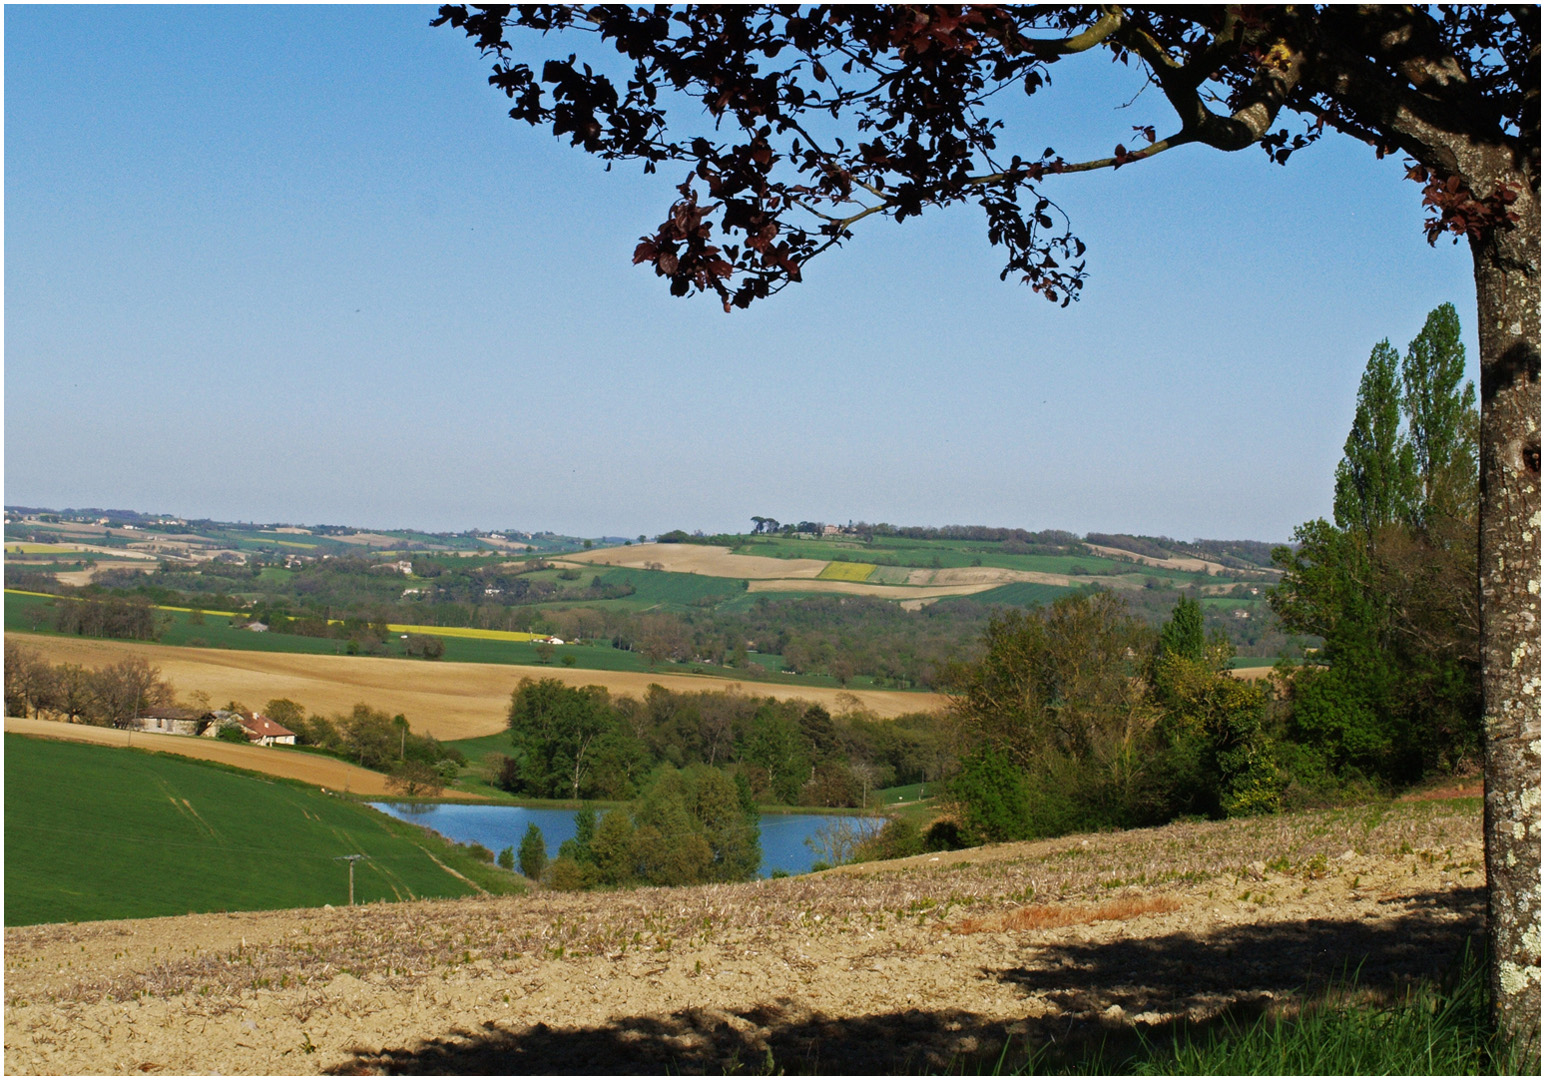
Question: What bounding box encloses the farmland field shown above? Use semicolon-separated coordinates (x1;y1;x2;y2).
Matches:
4;734;517;926
556;542;827;579
817;561;877;582
4;632;947;739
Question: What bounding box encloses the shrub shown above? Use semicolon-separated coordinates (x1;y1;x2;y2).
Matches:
517;823;548;880
386;760;444;798
547;855;593;891
465;841;495;863
497;846;515;870
949;746;1034;844
855;818;925;862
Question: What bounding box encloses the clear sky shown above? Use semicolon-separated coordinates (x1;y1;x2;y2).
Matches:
4;5;1481;542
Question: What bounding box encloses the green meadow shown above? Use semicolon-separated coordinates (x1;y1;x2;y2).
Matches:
3;735;521;926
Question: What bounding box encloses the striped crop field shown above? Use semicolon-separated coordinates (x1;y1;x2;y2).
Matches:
817;561;877;582
3;590;544;643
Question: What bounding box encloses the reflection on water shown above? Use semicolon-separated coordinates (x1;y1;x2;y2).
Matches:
369;802;854;876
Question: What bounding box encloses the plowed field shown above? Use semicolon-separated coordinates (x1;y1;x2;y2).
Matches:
3;796;1484;1075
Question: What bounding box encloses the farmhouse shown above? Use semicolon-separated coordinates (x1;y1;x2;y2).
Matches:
200;710;297;746
240;713;297;746
126;708;204;737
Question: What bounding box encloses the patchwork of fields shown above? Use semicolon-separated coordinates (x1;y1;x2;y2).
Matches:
551;540;1218;605
5;632;947;740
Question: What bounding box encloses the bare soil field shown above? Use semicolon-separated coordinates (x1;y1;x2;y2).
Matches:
6;634;944;739
2;717;412;797
556;543;829;579
3;797;1483;1075
904;566;1079;588
1084;543;1231;575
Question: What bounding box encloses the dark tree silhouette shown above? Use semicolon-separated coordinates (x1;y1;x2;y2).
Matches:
435;4;1538;1039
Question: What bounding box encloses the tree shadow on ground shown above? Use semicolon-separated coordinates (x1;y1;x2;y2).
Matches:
325;887;1483;1075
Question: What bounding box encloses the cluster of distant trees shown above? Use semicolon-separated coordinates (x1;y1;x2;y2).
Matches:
261;697;465;788
5;643;174;728
51;595;164;641
493;678;945;808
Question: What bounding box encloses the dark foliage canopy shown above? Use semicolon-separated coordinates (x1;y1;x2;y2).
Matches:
435;4;1536;308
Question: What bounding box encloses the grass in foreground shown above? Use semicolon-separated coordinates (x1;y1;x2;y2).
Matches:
4;734;522;926
1000;941;1537;1076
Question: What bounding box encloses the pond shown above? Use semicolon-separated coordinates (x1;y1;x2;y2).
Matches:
368;801;861;877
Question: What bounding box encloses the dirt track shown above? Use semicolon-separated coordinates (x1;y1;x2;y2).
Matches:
6;634;945;740
3;797;1484;1075
2;717;410;797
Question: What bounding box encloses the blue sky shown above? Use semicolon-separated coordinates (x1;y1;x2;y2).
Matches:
4;5;1481;542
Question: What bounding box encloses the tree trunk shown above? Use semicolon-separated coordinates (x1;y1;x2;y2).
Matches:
1471;177;1541;1047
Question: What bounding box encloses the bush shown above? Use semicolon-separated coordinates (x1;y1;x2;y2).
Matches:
215;724;249;744
465;841;495;863
386;760;445;798
518;823;548;880
949;746;1034;844
855;818;925;862
547;855;593;891
923;819;966;851
497;846;515;870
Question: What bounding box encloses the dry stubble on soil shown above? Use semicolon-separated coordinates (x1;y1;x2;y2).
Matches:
6;634;943;740
4;798;1484;1075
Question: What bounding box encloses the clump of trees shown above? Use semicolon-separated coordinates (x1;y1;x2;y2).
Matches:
540;766;761;891
938;308;1483;844
5;643;174;727
51;595;163;641
495;677;946;808
1270;305;1481;787
263;698;465;780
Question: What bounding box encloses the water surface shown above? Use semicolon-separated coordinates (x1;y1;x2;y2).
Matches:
370;801;855;876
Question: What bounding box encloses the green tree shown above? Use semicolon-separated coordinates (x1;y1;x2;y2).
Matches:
1157;595;1205;663
264;698;306;730
517;823;548;881
386;760;444;798
505;678;619;799
590;809;638;887
1402;303;1478;522
948;746;1034;845
1333;340;1418;537
1274;306;1482;784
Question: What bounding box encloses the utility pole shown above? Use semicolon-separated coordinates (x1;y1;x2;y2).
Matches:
334;854;365;906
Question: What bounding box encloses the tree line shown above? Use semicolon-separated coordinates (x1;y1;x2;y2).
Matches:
5;643;173;728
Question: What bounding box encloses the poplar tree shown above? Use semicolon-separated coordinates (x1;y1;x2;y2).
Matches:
1403;302;1479;522
1333;340;1419;537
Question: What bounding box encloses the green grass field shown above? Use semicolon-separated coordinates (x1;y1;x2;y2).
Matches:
4;735;521;926
962;582;1083;608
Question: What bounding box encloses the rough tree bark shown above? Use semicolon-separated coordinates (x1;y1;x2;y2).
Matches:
1472;178;1541;1038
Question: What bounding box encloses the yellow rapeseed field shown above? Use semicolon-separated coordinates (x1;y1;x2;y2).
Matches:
817;560;877;582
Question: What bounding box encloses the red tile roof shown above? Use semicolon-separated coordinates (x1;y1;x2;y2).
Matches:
240;713;296;739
